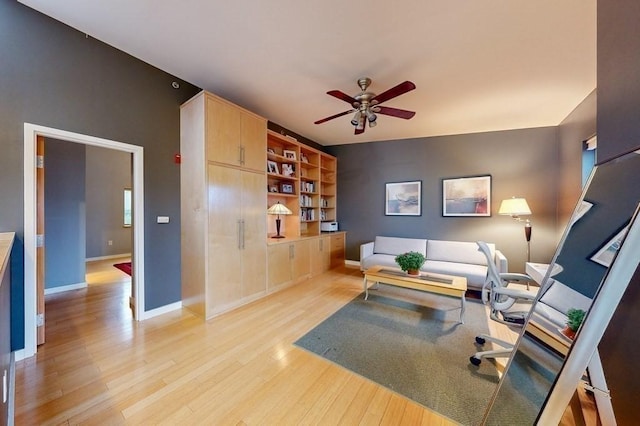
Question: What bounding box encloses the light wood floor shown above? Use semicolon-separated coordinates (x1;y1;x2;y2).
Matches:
16;262;519;425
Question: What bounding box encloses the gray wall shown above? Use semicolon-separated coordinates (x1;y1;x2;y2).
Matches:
327;127;561;272
557;90;597;234
86;146;132;259
44;140;86;290
595;0;640;423
0;1;200;349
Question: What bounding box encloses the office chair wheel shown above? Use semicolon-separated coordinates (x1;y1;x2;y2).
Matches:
470;356;481;366
475;336;486;345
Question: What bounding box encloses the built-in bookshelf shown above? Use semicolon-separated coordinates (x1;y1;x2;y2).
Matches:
266;130;336;238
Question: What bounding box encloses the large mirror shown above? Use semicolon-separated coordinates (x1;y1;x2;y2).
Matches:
483;149;640;424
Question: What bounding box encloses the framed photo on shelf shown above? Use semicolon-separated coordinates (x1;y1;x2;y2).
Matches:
283;150;297;161
385;180;421;216
268;185;279;193
300;153;309;163
442;175;491;217
282;163;295;177
590;223;629;267
267;160;279;174
280;182;294;194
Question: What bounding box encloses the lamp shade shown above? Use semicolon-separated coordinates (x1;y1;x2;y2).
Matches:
498;197;531;217
267;202;292;216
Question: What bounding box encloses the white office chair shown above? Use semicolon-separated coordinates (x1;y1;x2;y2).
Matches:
469;241;538;366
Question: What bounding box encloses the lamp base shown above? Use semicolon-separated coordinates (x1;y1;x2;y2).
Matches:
271;234;285;239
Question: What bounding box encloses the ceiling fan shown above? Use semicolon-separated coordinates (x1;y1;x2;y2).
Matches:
314;77;416;135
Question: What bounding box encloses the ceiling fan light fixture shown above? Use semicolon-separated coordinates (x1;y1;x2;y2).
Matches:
355;115;366;130
366;109;377;123
368;119;377;128
351;111;362;126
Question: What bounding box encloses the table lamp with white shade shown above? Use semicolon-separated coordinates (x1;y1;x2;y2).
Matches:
499;197;532;262
267;201;292;238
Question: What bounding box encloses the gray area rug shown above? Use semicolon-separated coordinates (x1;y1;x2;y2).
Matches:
295;288;500;425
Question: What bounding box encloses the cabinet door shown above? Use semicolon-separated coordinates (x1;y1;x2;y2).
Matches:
268;243;292;288
330;233;345;268
241;170;267;298
208;165;243;313
291;239;311;281
241;112;267;173
206;95;242;166
310;236;331;276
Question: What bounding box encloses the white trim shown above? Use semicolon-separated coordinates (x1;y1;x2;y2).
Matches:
44;282;87;295
86;253;132;262
344;260;360;267
23;123;145;359
142;301;182;320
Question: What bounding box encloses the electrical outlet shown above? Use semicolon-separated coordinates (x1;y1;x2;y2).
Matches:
108;240;113;246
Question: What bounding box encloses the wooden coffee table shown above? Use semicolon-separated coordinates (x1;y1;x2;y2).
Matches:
363;265;468;323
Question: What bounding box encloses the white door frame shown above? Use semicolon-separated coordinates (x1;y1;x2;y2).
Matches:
22;123;145;359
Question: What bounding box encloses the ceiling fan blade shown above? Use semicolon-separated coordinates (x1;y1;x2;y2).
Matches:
327;90;358;105
371;81;416;104
314;109;354;124
376;106;416;120
354;124;366;135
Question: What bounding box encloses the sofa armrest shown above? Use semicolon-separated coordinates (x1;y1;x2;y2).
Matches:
360;242;375;271
495;250;508;273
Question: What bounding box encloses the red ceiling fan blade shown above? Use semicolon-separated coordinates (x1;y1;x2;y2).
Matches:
371;81;416;104
354;125;366;135
314;109;355;124
376;106;416;120
327;90;358;105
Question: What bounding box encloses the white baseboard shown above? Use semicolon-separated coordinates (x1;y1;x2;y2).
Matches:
86;253;132;262
345;259;360;267
142;301;183;320
44;282;87;295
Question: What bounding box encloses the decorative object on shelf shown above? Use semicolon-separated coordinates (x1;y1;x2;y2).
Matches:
283;149;297;160
267;160;279;174
385;181;421;216
267;148;275;154
499;196;532;262
300;153;309;163
442;175;491;217
280;183;294;194
590;223;629;267
314;77;416;135
267;202;292;239
268;185;279;193
282;163;295;177
561;308;586;340
394;251;426;276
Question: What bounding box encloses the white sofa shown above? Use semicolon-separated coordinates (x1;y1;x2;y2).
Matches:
532;279;592;331
360;236;508;290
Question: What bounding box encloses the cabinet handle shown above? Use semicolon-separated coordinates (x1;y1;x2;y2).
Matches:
320;240;323;251
237;219;242;249
241;219;245;250
239;146;245;165
289;244;294;259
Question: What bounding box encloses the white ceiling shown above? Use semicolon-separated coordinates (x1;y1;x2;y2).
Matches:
19;0;596;146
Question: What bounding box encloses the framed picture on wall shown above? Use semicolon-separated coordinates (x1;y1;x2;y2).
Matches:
385;181;422;216
590;223;629;267
442;175;491;217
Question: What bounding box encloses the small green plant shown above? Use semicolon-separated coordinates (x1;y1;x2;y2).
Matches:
395;251;426;273
566;308;586;332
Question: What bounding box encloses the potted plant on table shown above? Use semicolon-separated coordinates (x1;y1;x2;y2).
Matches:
395;251;426;276
562;308;586;340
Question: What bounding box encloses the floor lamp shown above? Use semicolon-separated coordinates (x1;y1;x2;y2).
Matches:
499;197;532;263
267;201;292;238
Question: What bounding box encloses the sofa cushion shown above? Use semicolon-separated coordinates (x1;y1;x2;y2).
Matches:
422;260;488;288
374;236;427;256
539;280;591;316
427;240;494;266
360;253;398;271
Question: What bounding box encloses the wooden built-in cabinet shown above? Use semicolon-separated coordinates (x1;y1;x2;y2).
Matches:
181;91;267;319
181;91;344;319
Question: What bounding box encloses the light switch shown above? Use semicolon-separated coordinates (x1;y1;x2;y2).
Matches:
157;216;170;224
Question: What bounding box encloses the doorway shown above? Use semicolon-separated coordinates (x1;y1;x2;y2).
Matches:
22;123;145;359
